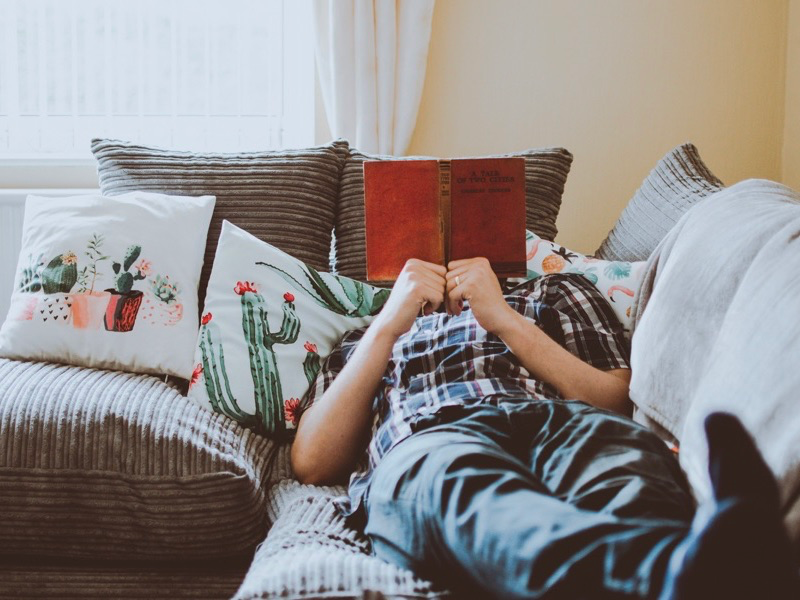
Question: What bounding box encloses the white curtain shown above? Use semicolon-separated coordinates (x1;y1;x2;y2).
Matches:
313;0;435;155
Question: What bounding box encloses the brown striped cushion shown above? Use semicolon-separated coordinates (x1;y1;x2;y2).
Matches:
91;138;349;309
333;147;573;281
0;358;292;561
594;143;724;261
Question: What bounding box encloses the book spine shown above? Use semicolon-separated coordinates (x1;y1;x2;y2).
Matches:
438;159;451;265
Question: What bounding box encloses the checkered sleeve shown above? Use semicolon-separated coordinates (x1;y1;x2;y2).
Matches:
525;274;631;371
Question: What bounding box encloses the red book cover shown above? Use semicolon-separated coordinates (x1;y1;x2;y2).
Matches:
448;157;526;277
364;157;526;281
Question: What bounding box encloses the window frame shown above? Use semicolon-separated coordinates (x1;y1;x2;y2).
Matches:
0;0;316;168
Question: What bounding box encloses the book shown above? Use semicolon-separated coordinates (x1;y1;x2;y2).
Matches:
363;157;527;281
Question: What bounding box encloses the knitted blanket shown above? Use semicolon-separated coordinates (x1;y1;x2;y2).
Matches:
234;480;449;599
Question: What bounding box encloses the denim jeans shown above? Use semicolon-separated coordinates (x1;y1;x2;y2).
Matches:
363;401;695;599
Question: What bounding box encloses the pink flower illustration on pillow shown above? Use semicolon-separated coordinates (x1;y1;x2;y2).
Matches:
284;397;301;426
234;281;258;295
189;364;203;389
134;258;152;277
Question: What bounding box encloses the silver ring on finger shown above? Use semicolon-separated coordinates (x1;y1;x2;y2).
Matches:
455;275;461;287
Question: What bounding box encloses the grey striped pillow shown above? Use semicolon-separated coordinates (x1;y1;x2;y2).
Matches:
595;143;724;261
333;147;573;281
92;139;349;309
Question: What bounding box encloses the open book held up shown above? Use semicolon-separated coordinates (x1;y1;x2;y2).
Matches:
364;157;527;281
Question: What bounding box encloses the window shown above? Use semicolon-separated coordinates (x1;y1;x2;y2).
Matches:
0;0;314;159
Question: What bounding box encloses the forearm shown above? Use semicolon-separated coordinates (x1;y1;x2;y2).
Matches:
496;308;631;415
291;322;397;485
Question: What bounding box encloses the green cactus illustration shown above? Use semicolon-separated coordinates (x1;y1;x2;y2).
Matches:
18;253;44;293
197;315;255;426
150;274;180;305
237;282;300;434
255;261;389;317
41;252;78;294
112;245;147;293
302;343;321;385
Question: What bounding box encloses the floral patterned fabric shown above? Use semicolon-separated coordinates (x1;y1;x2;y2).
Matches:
507;231;646;333
0;192;214;378
188;221;389;436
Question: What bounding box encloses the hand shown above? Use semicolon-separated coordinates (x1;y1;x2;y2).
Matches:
446;257;517;335
372;259;447;340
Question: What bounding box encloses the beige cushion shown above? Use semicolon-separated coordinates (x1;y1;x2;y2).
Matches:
333;147;573;281
595;143;724;261
0;358;292;561
92;138;349;309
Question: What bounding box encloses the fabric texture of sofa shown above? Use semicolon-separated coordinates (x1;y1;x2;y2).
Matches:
1;141;793;598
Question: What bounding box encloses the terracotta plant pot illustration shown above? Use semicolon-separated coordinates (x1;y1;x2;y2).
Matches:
8;294;40;321
72;291;111;330
104;289;143;332
36;293;73;324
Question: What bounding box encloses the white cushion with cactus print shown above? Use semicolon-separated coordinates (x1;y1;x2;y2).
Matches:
508;231;646;333
0;192;215;378
188;221;388;436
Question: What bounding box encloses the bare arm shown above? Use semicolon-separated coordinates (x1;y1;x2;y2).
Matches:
291;259;447;486
446;258;631;415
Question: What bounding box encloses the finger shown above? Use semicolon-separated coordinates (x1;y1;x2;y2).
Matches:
446;286;465;316
416;268;447;290
420;283;445;315
447;257;484;271
408;259;448;277
445;264;471;282
445;278;468;314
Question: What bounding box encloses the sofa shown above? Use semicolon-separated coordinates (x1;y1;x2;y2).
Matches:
1;139;797;599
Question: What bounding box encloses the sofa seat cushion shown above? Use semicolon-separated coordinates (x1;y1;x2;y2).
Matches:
233;480;447;599
0;358;292;561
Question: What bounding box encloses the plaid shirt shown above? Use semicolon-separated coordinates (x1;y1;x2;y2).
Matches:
302;273;631;516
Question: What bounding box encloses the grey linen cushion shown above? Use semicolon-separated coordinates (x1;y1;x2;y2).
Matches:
333;147;573;281
0;358;292;561
594;143;724;261
91;138;349;309
233;480;448;599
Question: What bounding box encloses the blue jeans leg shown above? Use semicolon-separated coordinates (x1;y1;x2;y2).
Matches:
364;406;690;599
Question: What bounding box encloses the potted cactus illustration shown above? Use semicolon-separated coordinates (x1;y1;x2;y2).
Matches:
104;245;149;332
141;274;183;326
72;234;111;330
35;252;79;324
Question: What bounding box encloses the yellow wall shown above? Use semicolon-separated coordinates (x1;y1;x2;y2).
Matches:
405;0;788;253
784;0;800;192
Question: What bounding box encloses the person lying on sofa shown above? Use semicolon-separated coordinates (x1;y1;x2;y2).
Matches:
291;257;798;599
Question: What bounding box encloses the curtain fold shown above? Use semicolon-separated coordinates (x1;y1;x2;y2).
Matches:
313;0;435;155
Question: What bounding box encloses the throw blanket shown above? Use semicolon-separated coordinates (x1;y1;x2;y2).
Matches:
628;179;800;552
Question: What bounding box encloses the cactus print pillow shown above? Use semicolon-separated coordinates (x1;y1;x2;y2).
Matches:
188;221;388;436
507;231;646;333
0;192;214;377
